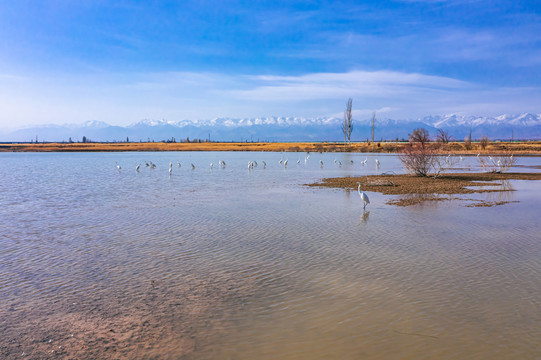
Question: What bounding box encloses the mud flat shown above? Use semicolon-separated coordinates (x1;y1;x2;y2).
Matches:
308;172;541;206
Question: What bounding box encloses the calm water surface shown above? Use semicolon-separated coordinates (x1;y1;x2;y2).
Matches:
1;152;541;359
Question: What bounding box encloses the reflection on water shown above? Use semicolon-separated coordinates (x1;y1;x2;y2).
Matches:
1;152;541;359
360;210;370;224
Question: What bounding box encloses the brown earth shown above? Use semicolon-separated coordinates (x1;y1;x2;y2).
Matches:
308;172;541;206
2;141;541;154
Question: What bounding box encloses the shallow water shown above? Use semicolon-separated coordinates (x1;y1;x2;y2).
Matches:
1;152;541;359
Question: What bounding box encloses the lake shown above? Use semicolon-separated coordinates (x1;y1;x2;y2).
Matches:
1;151;541;359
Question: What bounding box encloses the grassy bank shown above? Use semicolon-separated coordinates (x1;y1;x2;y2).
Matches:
2;141;541;154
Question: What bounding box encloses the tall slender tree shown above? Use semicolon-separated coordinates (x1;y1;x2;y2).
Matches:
342;98;353;148
371;111;376;144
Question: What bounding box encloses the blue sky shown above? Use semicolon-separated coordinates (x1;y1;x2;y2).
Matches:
0;0;540;128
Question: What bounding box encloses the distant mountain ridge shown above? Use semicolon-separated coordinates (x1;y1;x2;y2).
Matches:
2;113;540;142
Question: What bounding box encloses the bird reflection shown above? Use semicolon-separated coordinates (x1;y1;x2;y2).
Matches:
360;210;370;224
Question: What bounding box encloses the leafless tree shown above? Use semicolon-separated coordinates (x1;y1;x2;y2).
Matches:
400;127;458;177
409;128;430;149
342;98;353;148
399;143;436;176
436;129;452;144
479;135;489;150
479;153;515;173
371;111;376;144
464;134;472;150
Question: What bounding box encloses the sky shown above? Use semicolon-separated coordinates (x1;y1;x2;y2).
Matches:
0;0;540;129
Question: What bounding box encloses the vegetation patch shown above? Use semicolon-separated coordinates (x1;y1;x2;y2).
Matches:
308;172;541;207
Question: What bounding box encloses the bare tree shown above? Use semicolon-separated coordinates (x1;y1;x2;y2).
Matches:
371;111;376;144
479;135;489;150
464;134;472;150
409;128;430;149
342;98;353;148
479;153;515;173
400;127;457;177
436;129;452;144
399;143;436;176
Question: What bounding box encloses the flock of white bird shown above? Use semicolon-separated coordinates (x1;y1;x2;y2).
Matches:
115;154;384;210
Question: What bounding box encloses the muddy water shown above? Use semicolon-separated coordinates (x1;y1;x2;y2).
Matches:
1;152;541;359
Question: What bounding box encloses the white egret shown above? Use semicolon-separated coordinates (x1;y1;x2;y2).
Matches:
357;182;370;210
375;159;380;167
210;162;213;169
169;162;173;175
115;162;121;171
177;161;181;168
284;159;288;167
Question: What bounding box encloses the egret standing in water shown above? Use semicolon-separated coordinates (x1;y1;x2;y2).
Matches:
169;162;173;175
115;162;121;172
357;181;370;210
136;163;141;172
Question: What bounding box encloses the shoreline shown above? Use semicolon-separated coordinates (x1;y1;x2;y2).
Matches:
2;141;541;154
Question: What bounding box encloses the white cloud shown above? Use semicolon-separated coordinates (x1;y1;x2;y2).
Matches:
0;69;539;129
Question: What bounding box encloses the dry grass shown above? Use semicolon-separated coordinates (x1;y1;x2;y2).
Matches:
3;141;541;154
308;172;541;206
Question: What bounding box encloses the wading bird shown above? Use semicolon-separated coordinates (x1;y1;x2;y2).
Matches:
115;162;121;172
357;182;370;210
191;163;195;170
169;162;172;175
136;164;141;172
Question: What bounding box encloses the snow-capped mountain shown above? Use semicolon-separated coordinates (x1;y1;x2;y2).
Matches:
421;113;541;139
1;113;540;142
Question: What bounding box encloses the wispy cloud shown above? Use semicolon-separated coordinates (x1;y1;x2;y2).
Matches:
0;69;539;129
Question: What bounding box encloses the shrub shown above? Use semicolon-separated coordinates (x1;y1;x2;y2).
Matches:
409;128;430;149
399;143;437;176
479;153;515;173
479;135;489;150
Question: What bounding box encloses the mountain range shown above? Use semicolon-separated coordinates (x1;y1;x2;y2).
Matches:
2;113;540;143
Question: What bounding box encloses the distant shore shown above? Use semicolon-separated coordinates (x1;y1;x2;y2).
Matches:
2;141;541;154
